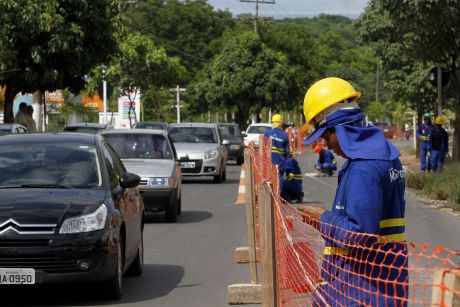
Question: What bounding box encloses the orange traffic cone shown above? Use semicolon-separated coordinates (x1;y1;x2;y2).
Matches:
235;164;247;206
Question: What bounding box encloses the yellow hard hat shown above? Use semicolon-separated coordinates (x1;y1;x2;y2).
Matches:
435;116;444;125
303;77;361;125
272;113;283;123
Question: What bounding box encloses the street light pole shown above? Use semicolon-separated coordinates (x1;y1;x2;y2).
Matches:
170;85;186;123
101;66;107;124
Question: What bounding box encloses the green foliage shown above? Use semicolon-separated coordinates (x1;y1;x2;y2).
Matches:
124;0;234;83
365;101;387;122
105;32;185;126
356;0;460;160
0;0;119;122
0;0;118;93
190;31;293;128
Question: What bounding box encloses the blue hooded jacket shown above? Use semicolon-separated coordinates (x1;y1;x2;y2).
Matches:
308;109;408;306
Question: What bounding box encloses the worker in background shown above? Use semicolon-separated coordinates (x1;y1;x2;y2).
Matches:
26;105;37;133
313;144;337;176
417;113;434;172
430;116;449;172
264;113;290;187
281;154;304;203
14;102;29;129
298;77;408;306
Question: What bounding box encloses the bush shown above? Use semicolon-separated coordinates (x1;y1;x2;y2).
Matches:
406;173;427;190
407;162;460;210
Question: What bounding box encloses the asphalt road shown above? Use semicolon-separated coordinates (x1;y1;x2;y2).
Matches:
2;140;459;306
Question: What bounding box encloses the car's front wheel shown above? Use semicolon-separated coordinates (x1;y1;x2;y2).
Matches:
126;231;143;276
103;238;124;300
177;192;182;216
236;154;244;165
213;169;223;183
165;196;178;223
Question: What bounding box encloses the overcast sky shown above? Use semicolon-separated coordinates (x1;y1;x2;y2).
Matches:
207;0;369;19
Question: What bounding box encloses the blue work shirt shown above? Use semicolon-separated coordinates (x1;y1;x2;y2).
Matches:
317;149;337;170
316;158;408;306
264;127;290;167
417;123;434;143
282;156;303;197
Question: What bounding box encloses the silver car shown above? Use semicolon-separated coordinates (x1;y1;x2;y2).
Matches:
101;129;182;222
168;123;229;183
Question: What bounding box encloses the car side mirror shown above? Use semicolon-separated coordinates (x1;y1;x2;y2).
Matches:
120;172;141;189
222;139;230;145
241;132;247;137
178;155;189;162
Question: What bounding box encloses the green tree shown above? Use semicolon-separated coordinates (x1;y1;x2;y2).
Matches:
124;0;234;83
0;0;119;123
190;32;293;128
106;33;185;127
356;0;460;159
365;101;387;122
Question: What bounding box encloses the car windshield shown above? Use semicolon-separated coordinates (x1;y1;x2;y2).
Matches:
0;143;102;188
64;127;102;134
135;122;168;129
0;126;11;132
104;134;174;159
247;126;271;134
219;125;241;137
169;127;217;143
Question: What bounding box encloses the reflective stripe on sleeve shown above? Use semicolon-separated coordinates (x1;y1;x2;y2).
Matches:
323;246;349;256
380;218;405;228
378;233;406;244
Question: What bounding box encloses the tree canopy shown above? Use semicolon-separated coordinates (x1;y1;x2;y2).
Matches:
0;0;119;122
356;0;460;159
190;31;293;128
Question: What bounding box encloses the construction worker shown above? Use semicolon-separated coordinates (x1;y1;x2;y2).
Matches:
313;144;337;176
281;154;304;203
299;77;408;306
264;114;290;186
430;116;449;172
14;102;29;129
417;113;434;172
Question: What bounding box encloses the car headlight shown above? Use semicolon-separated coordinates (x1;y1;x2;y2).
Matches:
148;177;176;187
59;204;107;234
204;149;218;159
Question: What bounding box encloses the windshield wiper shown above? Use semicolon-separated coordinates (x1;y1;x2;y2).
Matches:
24;184;73;189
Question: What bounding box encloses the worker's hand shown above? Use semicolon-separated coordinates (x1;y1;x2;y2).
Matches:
298;205;325;220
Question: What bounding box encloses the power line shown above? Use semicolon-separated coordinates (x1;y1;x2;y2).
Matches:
150;34;221;63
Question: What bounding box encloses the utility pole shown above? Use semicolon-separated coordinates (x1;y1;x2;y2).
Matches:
436;65;442;116
240;0;275;34
170;85;186;123
375;60;380;102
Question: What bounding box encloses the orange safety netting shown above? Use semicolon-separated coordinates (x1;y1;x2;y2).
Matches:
245;137;460;306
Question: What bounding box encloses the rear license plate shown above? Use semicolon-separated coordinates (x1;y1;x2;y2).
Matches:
0;268;35;284
181;162;195;168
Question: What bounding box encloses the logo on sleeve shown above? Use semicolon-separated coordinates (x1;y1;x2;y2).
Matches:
389;168;405;182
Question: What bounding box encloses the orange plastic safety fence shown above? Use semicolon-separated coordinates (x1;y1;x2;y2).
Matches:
245;138;460;307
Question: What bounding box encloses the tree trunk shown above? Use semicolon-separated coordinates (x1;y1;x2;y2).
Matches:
453;90;460;161
452;68;460;161
236;104;250;131
3;82;17;123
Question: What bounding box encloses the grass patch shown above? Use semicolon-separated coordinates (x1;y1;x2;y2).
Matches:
406;161;460;211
